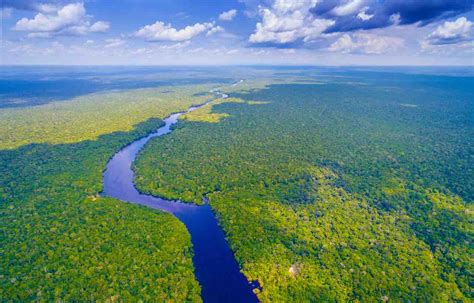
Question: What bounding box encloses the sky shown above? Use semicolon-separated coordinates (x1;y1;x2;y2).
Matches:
1;0;473;65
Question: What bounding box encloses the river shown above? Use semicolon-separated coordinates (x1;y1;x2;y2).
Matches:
102;91;259;303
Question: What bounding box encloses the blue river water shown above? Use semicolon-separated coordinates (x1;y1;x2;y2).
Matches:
102;100;259;303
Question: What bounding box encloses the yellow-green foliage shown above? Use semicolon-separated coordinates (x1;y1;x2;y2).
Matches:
0;85;214;149
180;98;270;124
247;101;271;105
181;98;243;123
382;177;408;197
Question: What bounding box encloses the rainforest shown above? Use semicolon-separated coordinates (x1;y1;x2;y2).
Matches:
0;66;472;302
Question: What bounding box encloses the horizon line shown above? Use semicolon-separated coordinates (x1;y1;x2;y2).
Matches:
1;64;473;68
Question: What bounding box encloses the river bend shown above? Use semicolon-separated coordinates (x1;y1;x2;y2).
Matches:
103;91;259;303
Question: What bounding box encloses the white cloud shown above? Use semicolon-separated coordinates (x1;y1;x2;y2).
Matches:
252;49;269;55
104;38;125;48
329;33;404;54
14;3;85;32
89;21;110;33
131;47;154;55
357;7;373;21
219;9;237;21
12;3;109;37
329;34;354;52
136;21;215;42
420;40;473;55
389;13;401;26
331;0;367;17
248;0;334;44
35;3;59;14
427;17;473;45
300;19;336;42
159;41;190;49
207;26;225;36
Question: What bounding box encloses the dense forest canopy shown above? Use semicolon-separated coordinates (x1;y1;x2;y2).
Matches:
1;66;472;302
135;71;473;301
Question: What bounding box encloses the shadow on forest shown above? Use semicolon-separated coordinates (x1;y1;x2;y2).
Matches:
0;118;163;201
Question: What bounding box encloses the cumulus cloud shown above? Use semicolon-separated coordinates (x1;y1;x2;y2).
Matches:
12;2;109;37
246;0;471;46
219;9;237;21
426;17;473;45
136;21;215;42
357;7;373;21
13;3;85;32
330;0;367;17
311;0;472;33
329;32;404;54
89;21;110;33
207;26;225;36
249;0;335;45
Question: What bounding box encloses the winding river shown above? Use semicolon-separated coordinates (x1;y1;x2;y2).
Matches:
103;91;259;303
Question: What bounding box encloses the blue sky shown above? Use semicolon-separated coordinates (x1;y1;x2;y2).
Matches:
1;0;473;65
